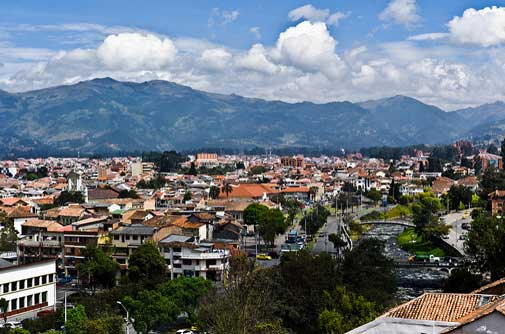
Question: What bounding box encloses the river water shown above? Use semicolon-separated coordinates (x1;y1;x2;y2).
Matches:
362;224;450;301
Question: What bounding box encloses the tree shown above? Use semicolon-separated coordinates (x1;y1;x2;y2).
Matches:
427;157;443;172
157;277;212;320
123;290;179;334
128;241;166;285
0;213;18;252
65;304;88;334
0;298;7;324
465;213;505;280
412;192;448;239
364;189;382;206
488;144;498;155
222;182;233;200
183;191;192;201
56;191;84;206
77;246;119;289
243;203;269;226
319;287;379;334
197;259;284;334
388;179;401;203
443;268;482;293
501;138;505;162
448;185;473;211
328;233;347;250
188;162;198;176
309;186;318;201
209;186;220;199
117;190;139;199
342;238;396;306
258;209;287;247
250;166;267;175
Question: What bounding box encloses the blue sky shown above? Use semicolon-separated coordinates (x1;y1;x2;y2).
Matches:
2;1;505;109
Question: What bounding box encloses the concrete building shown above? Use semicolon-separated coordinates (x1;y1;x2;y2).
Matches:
161;235;230;282
0;260;57;322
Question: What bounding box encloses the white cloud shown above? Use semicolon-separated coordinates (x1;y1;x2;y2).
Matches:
273;21;345;78
408;32;449;41
288;4;330;22
235;44;278;74
96;33;176;70
288;4;349;27
380;0;420;28
448;6;505;47
327;11;350;27
199;48;232;71
208;8;240;26
249;27;261;39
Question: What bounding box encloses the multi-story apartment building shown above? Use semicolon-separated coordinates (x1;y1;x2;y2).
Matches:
0;260;57;322
160;235;230;282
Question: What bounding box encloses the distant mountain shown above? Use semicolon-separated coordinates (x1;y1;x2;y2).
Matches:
0;78;504;156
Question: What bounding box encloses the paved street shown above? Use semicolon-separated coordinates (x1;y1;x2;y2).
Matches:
441;209;472;255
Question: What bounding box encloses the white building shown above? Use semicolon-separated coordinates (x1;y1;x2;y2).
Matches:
0;260;57;321
161;235;230;282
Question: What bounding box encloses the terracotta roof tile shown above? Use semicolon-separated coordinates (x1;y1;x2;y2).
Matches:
382;293;499;322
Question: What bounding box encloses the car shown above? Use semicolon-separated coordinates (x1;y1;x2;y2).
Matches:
176;330;194;334
461;223;471;230
319;232;325;238
459;234;467;240
0;321;22;329
256;253;272;261
442;234;450;239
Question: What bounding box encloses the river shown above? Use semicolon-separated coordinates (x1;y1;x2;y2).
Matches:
361;224;450;301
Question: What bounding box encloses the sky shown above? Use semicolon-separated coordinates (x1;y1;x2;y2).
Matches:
2;1;505;110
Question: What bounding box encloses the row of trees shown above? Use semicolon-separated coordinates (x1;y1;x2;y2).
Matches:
198;239;396;334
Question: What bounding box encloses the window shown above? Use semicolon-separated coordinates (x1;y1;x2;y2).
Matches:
173;247;181;253
11;299;17;311
34;277;40;286
113;235;119;240
34;293;40;305
2;283;8;294
132;235;138;240
11;282;17;291
27;295;33;307
19;297;25;309
42;275;47;285
48;275;54;283
19;280;25;290
182;259;192;266
42;292;47;303
27;278;32;288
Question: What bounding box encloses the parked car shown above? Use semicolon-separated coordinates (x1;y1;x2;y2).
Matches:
0;321;22;329
256;253;272;261
459;234;467;240
268;251;279;259
461;223;471;230
176;330;194;334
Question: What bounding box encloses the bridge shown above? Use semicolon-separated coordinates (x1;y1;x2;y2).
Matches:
360;220;415;228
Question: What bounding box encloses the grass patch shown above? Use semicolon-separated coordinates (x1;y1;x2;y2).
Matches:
385;205;412;219
397;228;446;257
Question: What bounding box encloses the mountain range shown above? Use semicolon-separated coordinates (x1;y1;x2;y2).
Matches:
0;78;504;156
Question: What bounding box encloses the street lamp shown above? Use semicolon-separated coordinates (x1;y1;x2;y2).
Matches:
117;301;130;334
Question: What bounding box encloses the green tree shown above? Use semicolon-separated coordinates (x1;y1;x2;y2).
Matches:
183;191;192;201
258;208;287;247
250;166;267;175
465;213;505;280
123;290;179;334
77;246;119;289
488;144;498;155
342;238;396;306
117;190;139;199
443;268;482;293
128;241;166;285
319;287;379;334
209;186;220;199
0;213;18;252
56;191;84;206
188;162;198;176
448;185;473;211
0;298;7;324
501;138;505;162
65;304;88;334
243;203;269;226
412;192;448;238
157;277;211;320
364;189;382;206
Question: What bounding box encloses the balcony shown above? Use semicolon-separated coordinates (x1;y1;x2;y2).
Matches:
18;240;62;248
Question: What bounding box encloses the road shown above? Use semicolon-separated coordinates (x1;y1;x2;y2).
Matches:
441;209;472;255
312;205;390;253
